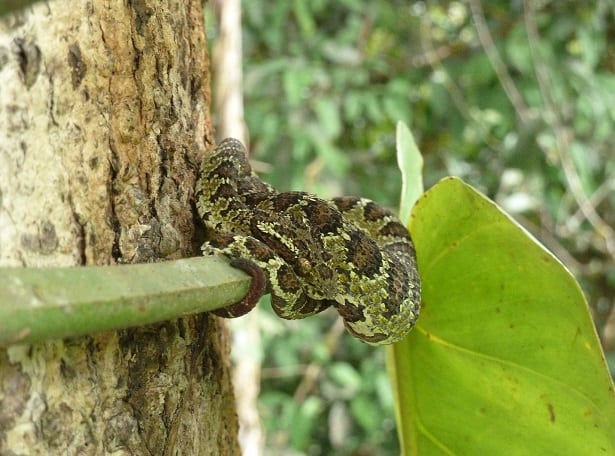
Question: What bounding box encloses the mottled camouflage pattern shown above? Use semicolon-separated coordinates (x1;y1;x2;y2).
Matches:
196;138;421;345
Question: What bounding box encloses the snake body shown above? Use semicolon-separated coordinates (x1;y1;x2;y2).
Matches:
196;138;421;345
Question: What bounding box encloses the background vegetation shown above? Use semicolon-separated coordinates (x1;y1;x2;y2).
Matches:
210;1;615;454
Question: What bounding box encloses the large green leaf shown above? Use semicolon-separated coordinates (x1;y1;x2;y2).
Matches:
390;177;615;455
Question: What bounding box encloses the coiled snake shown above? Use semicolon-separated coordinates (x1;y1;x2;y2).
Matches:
196;138;421;345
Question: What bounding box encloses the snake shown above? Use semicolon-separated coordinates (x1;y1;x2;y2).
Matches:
195;138;421;345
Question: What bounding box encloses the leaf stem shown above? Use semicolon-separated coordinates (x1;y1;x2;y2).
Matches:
0;256;250;346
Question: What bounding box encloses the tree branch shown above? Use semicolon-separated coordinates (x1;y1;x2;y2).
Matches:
0;256;250;346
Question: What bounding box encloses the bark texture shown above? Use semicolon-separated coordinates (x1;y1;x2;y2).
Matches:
0;1;240;454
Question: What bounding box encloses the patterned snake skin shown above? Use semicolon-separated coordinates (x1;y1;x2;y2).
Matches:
196;138;421;345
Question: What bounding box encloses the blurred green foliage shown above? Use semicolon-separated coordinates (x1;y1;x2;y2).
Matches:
256;298;397;454
211;1;615;454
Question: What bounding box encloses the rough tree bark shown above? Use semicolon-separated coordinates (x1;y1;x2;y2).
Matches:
0;1;240;454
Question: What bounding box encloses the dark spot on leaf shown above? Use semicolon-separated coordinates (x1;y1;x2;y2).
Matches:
547;403;555;423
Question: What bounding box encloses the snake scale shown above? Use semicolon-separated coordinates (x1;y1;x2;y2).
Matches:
196;138;421;345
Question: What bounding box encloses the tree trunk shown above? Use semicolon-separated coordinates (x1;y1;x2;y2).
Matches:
0;1;240;454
